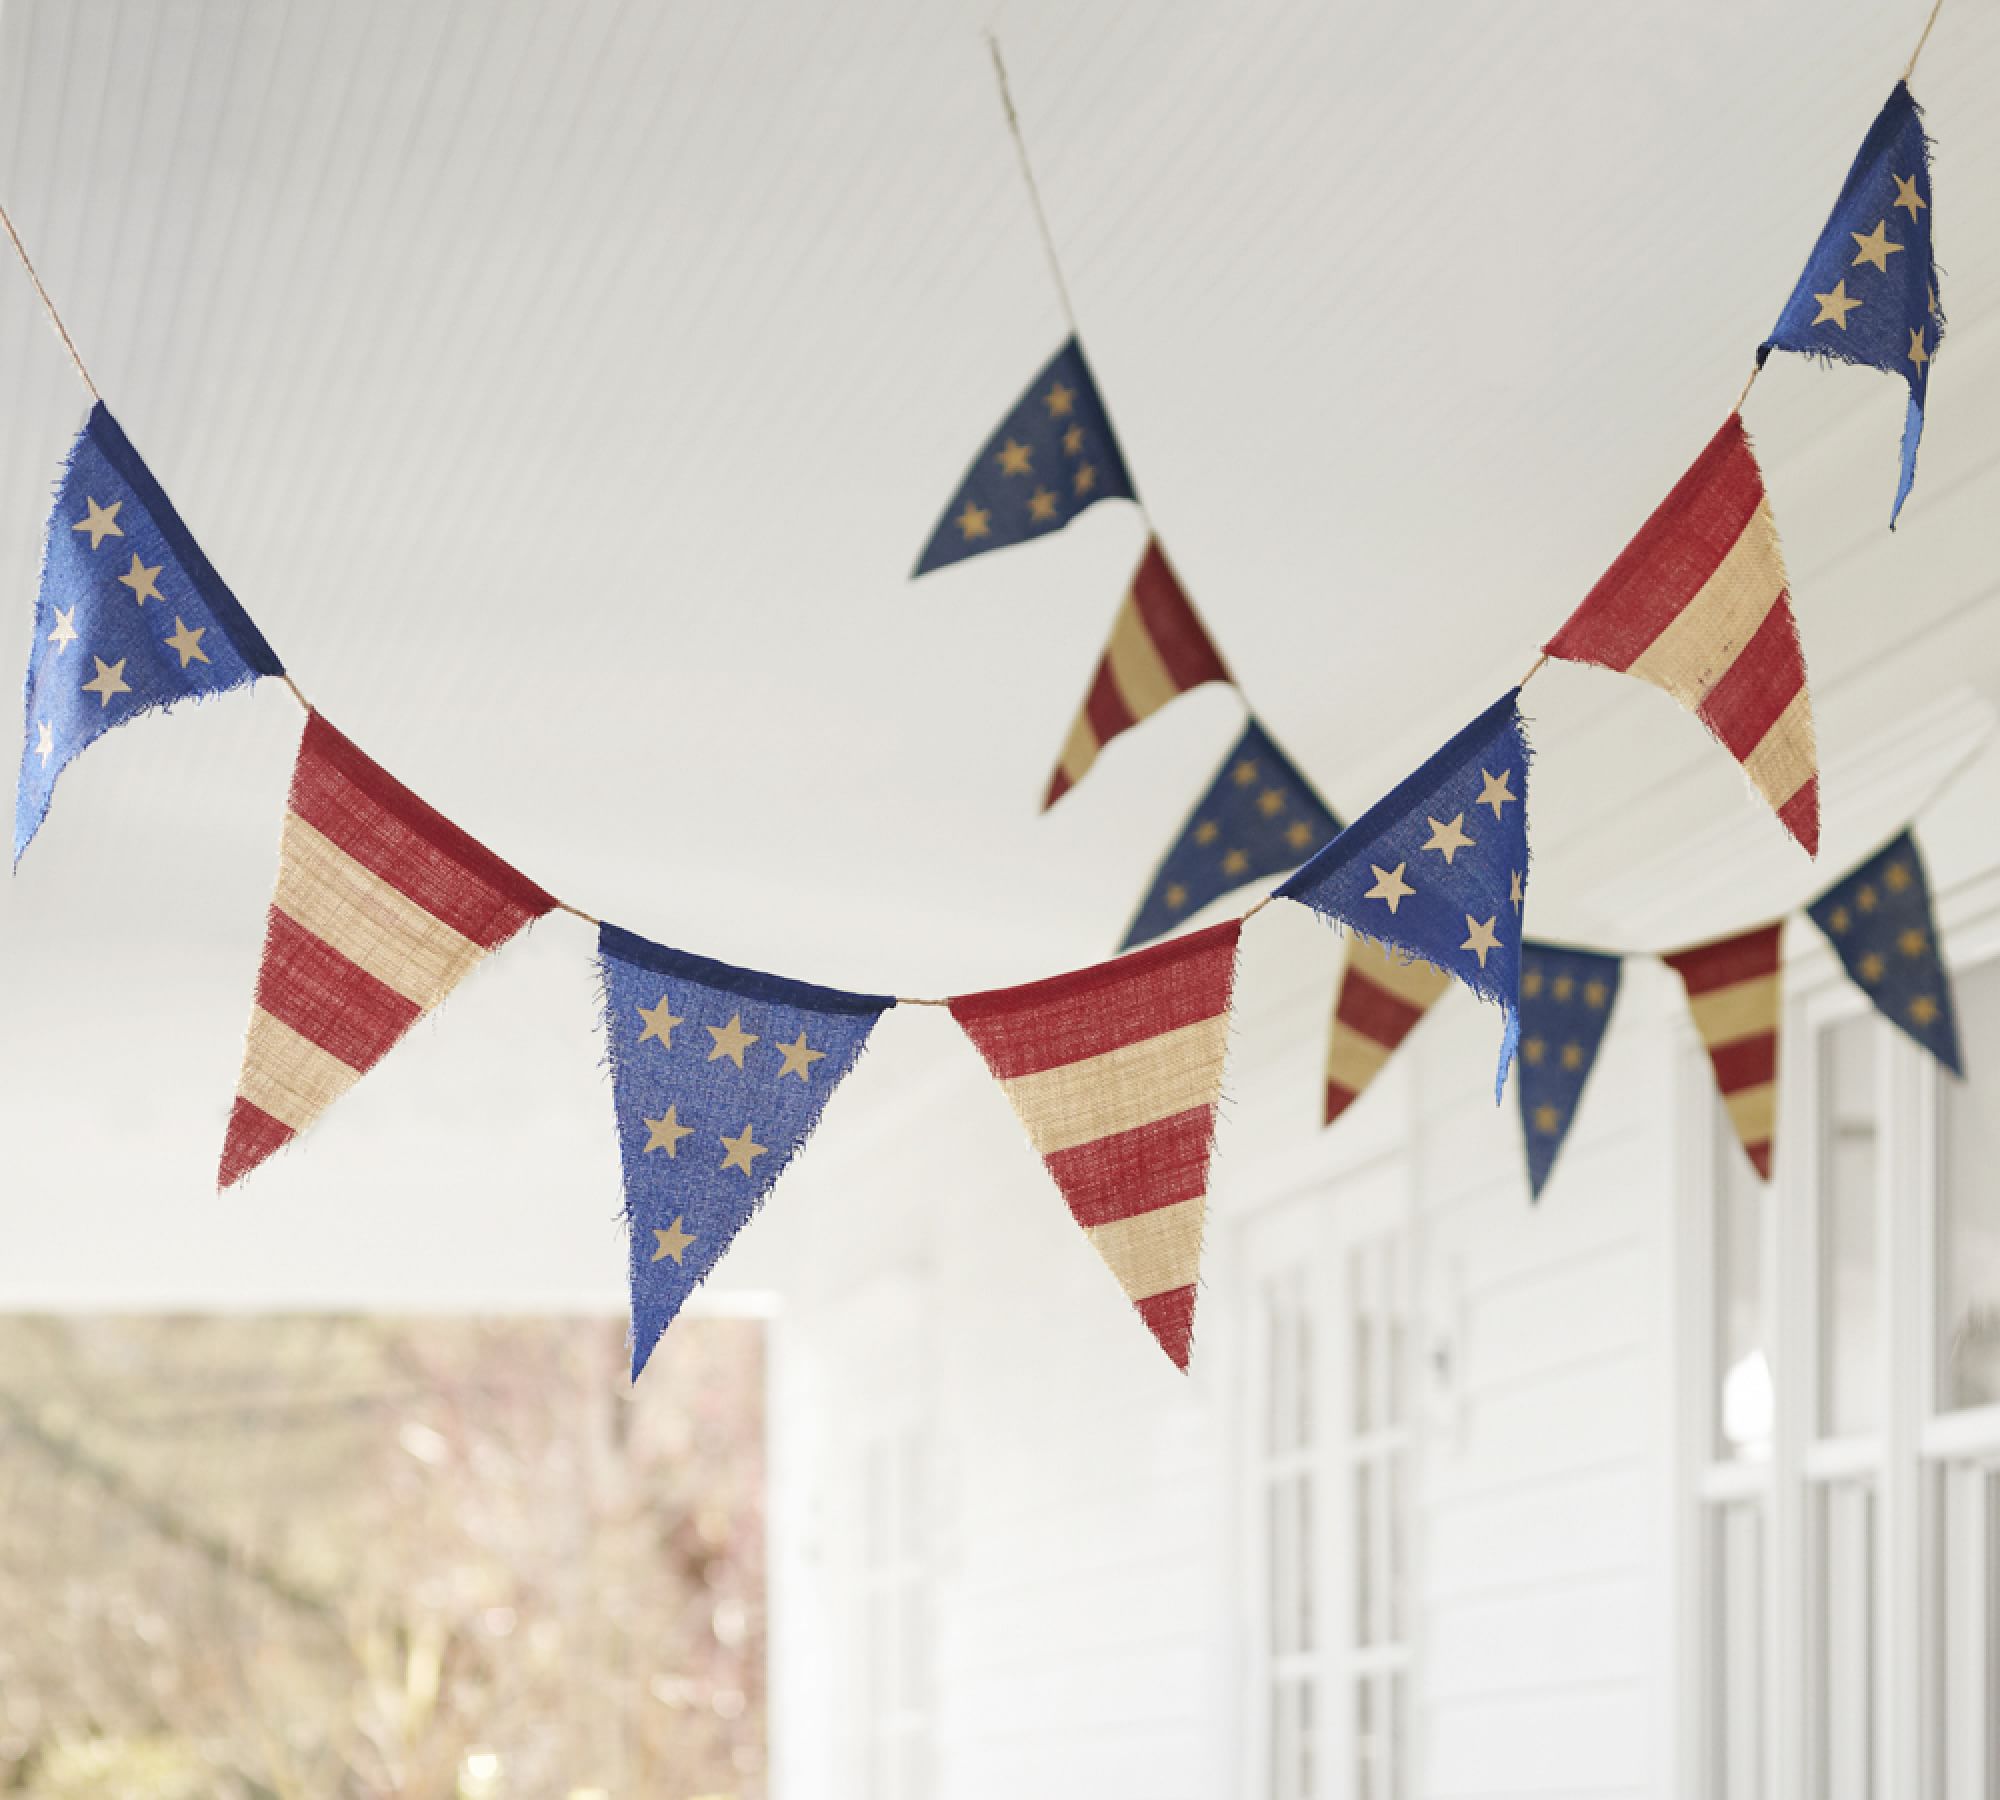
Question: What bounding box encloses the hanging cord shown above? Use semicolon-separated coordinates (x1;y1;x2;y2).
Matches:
1904;0;1947;83
985;30;1079;337
0;196;100;400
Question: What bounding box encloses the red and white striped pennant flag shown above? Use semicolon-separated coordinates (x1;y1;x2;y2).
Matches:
950;920;1242;1369
1323;937;1453;1125
1044;537;1232;809
1663;921;1784;1181
1545;414;1819;855
220;713;556;1186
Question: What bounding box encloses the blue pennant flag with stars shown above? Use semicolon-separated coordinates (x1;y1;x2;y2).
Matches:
599;924;894;1379
1122;716;1340;951
1758;82;1941;525
1277;690;1531;1097
16;403;285;865
913;336;1136;576
1806;829;1962;1076
1516;944;1623;1200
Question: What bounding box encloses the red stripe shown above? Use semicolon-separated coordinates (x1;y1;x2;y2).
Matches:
1134;1285;1197;1371
1128;539;1231;692
1695;594;1805;760
1082;658;1132;748
1745;1142;1773;1180
1709;1033;1777;1095
1662;922;1783;995
1043;1106;1214;1228
256;906;424;1073
218;1096;295;1189
1778;776;1820;855
290;713;555;947
1546;415;1765;672
951;920;1240;1079
1324;1081;1359;1126
1334;965;1431;1050
1042;766;1073;811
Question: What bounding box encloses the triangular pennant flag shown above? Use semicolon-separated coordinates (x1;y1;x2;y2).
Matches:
1545;414;1818;855
1121;717;1340;950
1278;691;1531;1097
914;336;1137;576
1662;921;1784;1182
219;713;556;1186
599;926;894;1379
1807;829;1962;1075
1045;537;1232;808
17;403;285;864
1516;944;1623;1199
949;920;1242;1370
1758;83;1940;525
1322;936;1452;1125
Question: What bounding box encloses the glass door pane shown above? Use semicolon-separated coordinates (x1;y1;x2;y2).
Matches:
1939;962;2000;1412
1820;1017;1881;1436
1817;1482;1875;1800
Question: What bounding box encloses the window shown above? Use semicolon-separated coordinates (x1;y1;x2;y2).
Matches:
1254;1261;1320;1800
1346;1235;1410;1800
859;1426;928;1800
1687;933;2000;1800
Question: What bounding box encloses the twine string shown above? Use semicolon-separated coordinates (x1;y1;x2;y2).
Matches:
1904;0;1947;83
985;31;1079;336
0;197;99;400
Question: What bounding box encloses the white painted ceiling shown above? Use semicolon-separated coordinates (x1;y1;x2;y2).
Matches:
1;0;1996;1307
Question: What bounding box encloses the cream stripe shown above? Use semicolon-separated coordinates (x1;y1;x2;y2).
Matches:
1324;1025;1392;1095
1626;499;1787;708
1102;595;1181;722
1353;938;1454;1008
275;812;488;1010
236;1006;362;1135
1055;709;1100;787
1739;686;1817;816
1001;1013;1229;1155
1725;1082;1776;1147
1687;973;1781;1048
1084;1193;1206;1302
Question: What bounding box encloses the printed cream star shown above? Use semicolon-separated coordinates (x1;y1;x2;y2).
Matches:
1884;861;1912;893
1857;884;1879;913
1365;861;1415;914
1027;487;1059;523
1477;768;1516;818
1521;968;1543;998
46;605;79;655
775;1030;826;1082
1233;760;1259;786
995;437;1033;476
1850;218;1903;272
1286;821;1315;851
1892;172;1926;219
72;496;124;550
1826;905;1852;933
1044;380;1075;418
706;1013;759;1067
1062;425;1084;455
1561;1042;1584;1072
1909;995;1940;1026
956;500;991;542
1908;328;1930;373
1073;463;1097;497
719;1122;769;1176
1166;882;1189;910
643;1103;694;1157
1221;848;1249;876
1584;979;1609;1009
1194;820;1219;845
118;555;164;607
1509;868;1523;913
1552;975;1574;1002
1859;951;1886;983
1523;1036;1546;1065
636;994;684;1049
1533;1103;1562;1135
1813;278;1863;329
1257;788;1285;817
82;655;130;708
1423;813;1475;864
164;616;209;668
651;1216;697;1263
1898;927;1928;958
1461;913;1501;968
34;720;53;766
